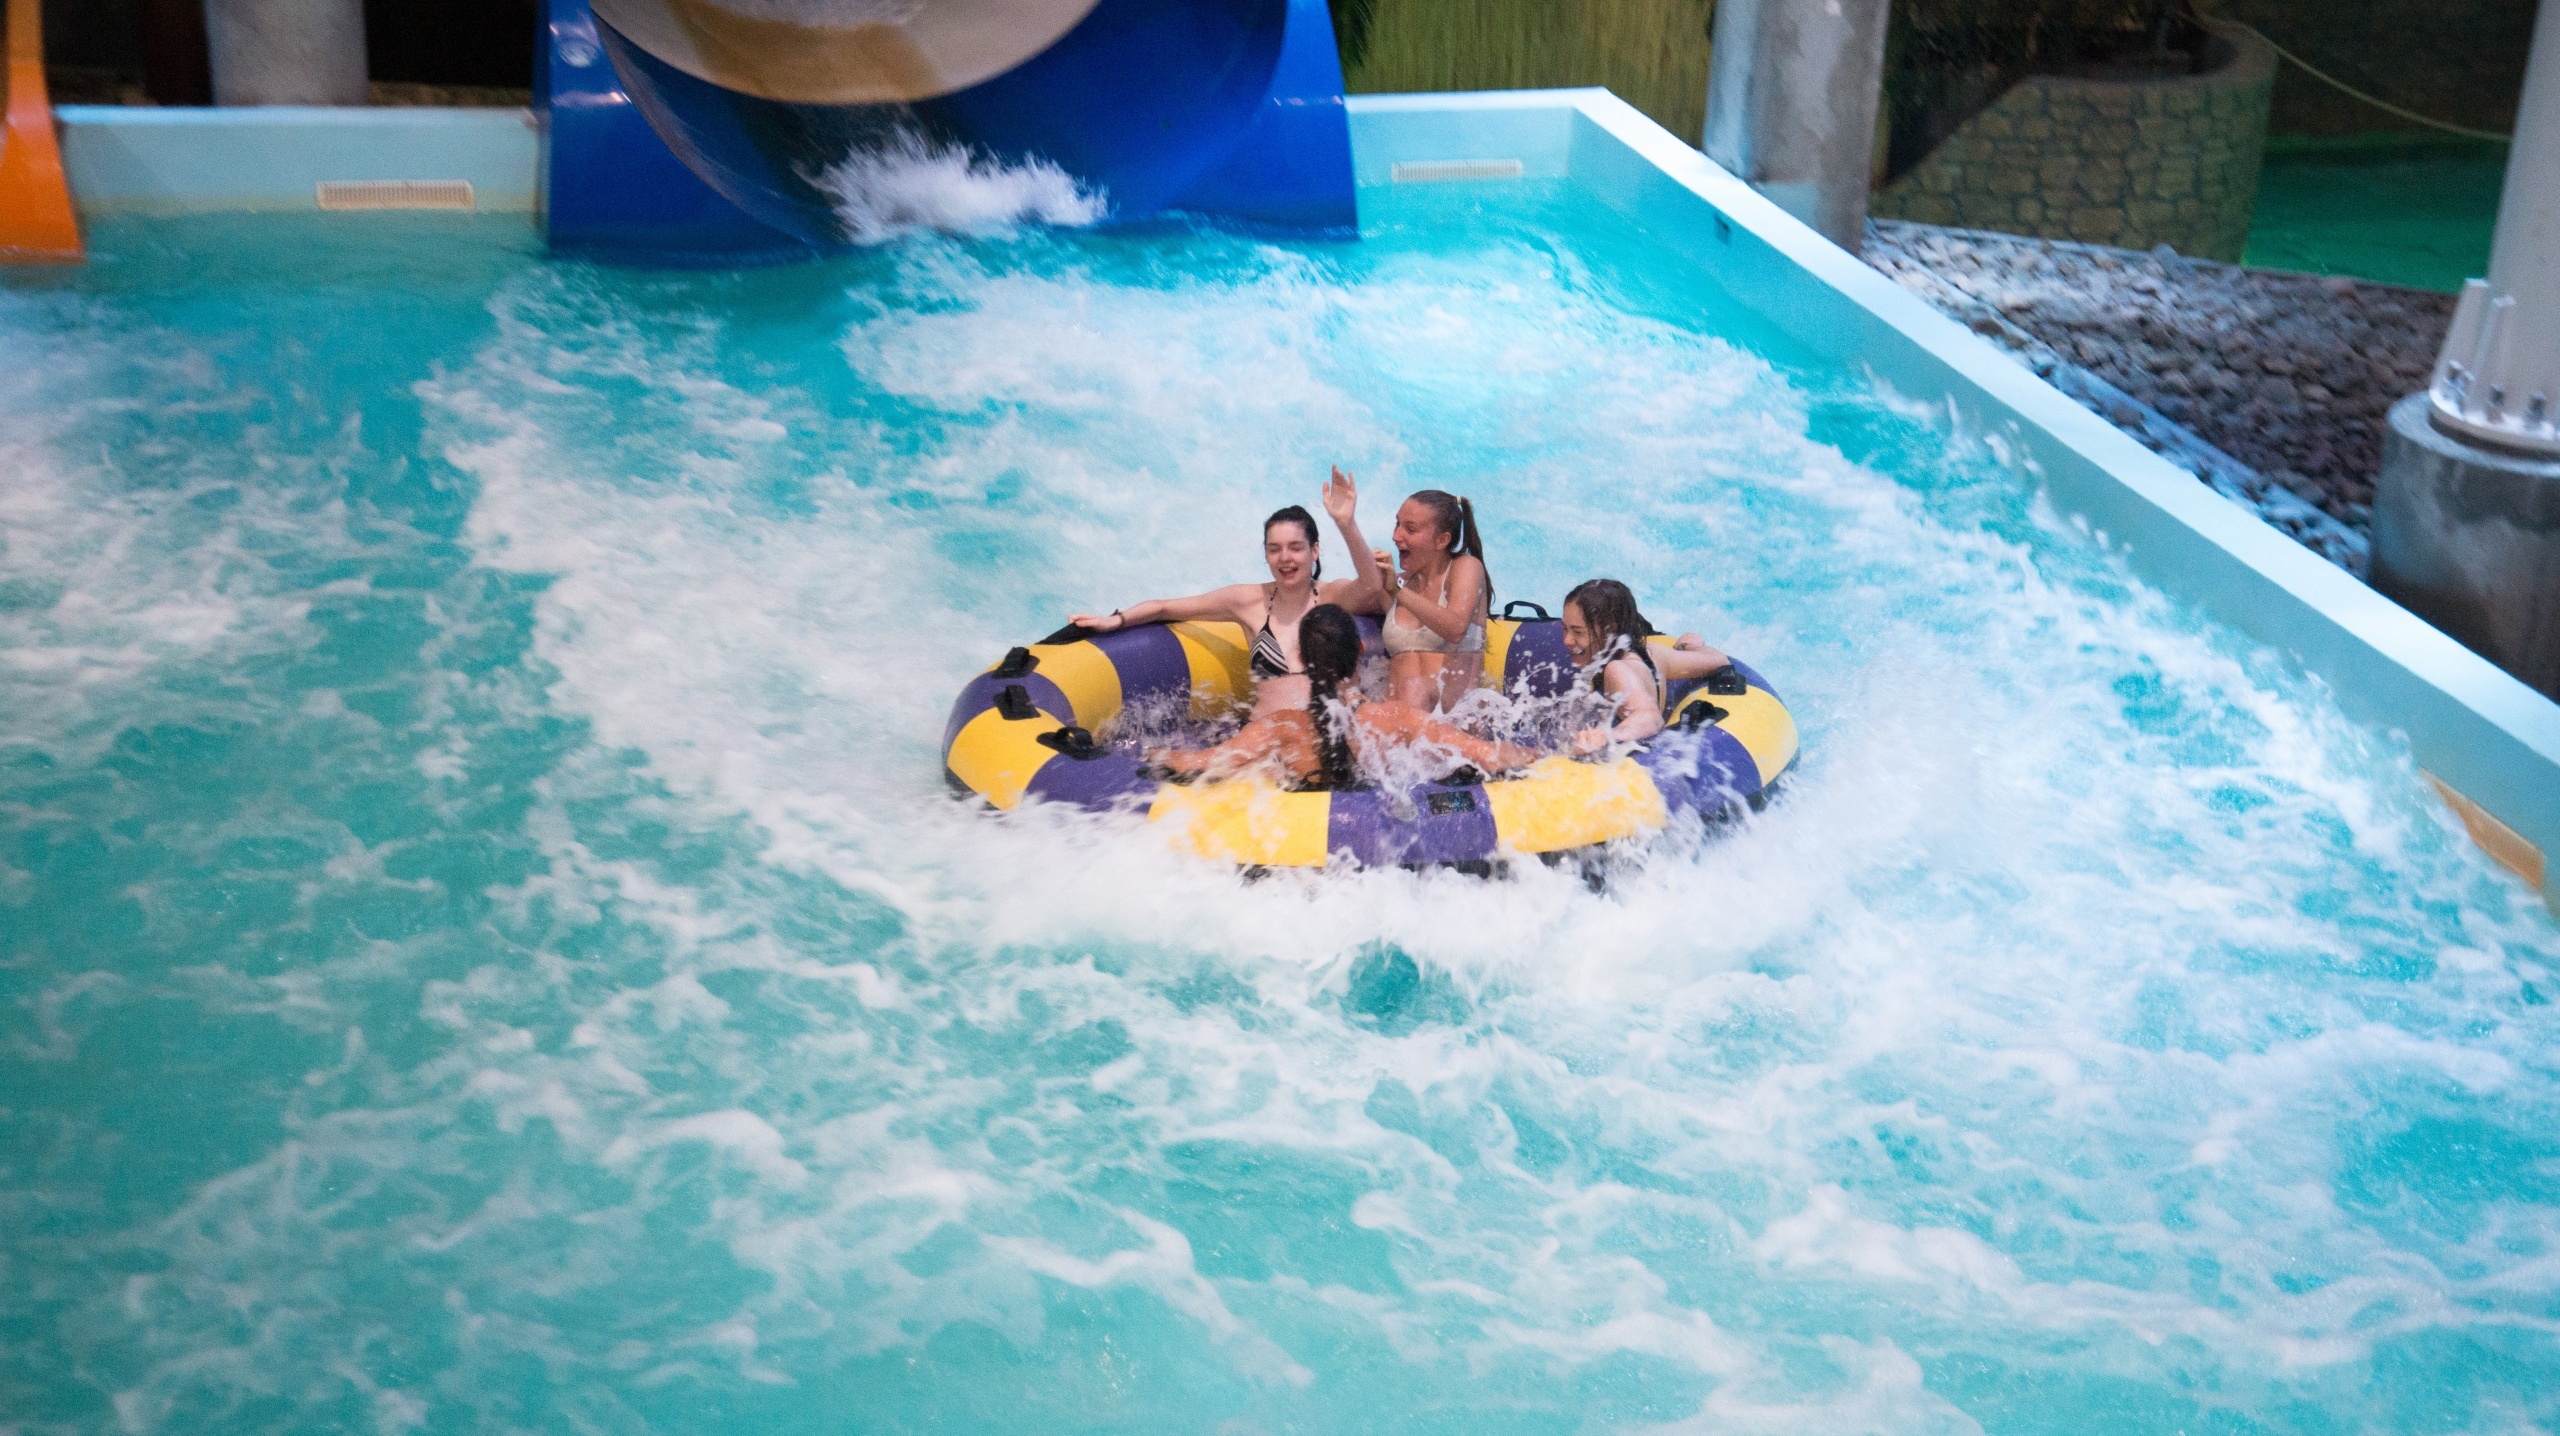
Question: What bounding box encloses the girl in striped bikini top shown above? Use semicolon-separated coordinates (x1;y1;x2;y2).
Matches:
1066;466;1395;719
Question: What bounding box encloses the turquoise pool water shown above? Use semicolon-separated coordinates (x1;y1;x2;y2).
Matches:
6;184;2560;1433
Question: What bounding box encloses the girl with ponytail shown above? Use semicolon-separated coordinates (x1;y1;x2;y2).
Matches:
1375;489;1493;712
1148;605;1536;790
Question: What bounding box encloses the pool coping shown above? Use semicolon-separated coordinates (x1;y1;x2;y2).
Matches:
50;93;2560;904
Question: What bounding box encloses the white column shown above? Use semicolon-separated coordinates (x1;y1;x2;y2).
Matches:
2426;0;2560;453
205;0;367;107
1701;0;1891;251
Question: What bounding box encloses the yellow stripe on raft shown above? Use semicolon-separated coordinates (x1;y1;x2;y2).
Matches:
1675;686;1800;787
1015;640;1122;730
944;707;1061;811
1483;756;1669;853
1483;618;1522;686
1169;621;1254;717
1148;778;1333;867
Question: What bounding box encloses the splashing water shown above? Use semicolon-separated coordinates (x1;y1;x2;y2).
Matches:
5;187;2560;1434
814;130;1106;244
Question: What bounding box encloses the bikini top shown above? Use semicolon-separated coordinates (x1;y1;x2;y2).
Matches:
1250;590;1303;680
1382;568;1487;656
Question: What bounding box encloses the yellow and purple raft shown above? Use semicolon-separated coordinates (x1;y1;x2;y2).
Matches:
941;606;1799;868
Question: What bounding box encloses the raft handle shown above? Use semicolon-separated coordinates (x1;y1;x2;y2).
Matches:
1038;620;1099;645
995;684;1041;721
1703;662;1748;696
993;646;1039;678
1036;725;1104;760
1670;699;1730;731
1500;600;1553;621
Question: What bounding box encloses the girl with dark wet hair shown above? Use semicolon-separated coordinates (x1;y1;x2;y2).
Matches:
1148;604;1537;789
1560;578;1732;755
1070;468;1388;719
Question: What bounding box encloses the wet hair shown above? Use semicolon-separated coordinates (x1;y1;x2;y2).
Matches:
1297;603;1364;789
1264;505;1322;583
1405;490;1491;599
1564;578;1655;687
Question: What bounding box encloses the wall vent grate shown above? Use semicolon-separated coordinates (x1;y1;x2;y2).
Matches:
1390;160;1526;184
316;180;477;212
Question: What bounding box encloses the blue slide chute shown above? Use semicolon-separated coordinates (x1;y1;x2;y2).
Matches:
536;0;1356;264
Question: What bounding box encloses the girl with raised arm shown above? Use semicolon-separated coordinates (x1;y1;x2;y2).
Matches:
1373;490;1492;712
1068;468;1387;719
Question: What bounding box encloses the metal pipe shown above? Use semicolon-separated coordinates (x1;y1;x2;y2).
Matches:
2427;0;2560;454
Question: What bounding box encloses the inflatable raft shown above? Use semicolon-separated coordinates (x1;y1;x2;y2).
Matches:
941;605;1799;868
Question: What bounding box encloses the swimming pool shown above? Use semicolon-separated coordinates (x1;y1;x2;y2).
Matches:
6;157;2560;1433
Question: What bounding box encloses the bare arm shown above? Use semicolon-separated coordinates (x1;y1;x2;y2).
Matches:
1357;702;1539;774
1572;657;1664;754
1654;635;1732;681
1392;555;1487;643
1317;466;1387;613
1069;583;1260;633
1148;712;1315;782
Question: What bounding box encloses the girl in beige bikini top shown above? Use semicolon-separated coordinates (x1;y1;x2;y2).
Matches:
1381;569;1486;655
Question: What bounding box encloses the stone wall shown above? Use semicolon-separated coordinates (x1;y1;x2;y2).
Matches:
1871;30;2275;262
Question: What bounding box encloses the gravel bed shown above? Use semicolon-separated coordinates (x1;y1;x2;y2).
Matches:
1864;219;2458;572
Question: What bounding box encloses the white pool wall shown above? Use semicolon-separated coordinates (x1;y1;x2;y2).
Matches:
56;106;538;214
52;91;2560;900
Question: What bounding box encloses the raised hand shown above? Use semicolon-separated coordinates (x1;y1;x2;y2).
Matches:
1323;465;1358;524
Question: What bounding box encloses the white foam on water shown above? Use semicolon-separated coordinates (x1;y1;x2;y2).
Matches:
394;226;2560;1428
814;131;1106;245
15;211;2560;1430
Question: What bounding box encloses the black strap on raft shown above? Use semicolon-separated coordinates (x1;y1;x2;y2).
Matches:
994;684;1041;721
1501;599;1553;621
1671;699;1730;731
1035;725;1103;760
993;646;1038;679
1703;662;1747;696
1037;621;1097;645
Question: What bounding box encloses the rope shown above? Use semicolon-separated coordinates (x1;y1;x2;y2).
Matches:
2194;10;2512;143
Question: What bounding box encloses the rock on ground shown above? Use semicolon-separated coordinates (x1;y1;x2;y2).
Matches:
1864;219;2456;569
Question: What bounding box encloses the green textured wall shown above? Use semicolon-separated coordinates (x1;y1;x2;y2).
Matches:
1342;0;1718;146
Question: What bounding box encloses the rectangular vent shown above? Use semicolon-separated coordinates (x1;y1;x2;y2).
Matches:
316;180;477;212
1390;159;1526;185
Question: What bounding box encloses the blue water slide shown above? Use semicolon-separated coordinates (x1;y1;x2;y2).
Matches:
537;0;1355;263
536;0;810;265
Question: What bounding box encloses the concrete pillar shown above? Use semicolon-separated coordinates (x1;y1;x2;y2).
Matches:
1701;0;1891;252
204;0;367;107
2374;394;2560;697
2374;0;2560;692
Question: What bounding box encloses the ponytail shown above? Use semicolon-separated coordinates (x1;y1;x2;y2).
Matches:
1296;604;1365;790
1410;489;1493;601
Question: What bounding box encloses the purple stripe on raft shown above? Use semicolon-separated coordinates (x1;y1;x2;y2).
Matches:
1634;729;1762;816
1323;784;1502;867
1411;785;1501;864
1502;620;1577;698
1094;624;1193;708
941;672;1076;756
1022;751;1158;812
